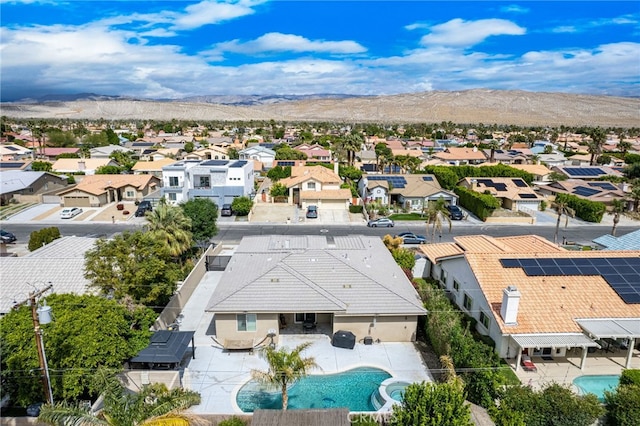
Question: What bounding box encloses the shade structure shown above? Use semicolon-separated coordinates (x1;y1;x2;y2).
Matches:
331;330;356;350
129;330;195;369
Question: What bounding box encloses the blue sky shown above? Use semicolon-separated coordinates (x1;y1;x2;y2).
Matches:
1;1;638;101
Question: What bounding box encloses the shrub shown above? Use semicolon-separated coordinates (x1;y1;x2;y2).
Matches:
604;382;640;426
28;227;61;251
269;182;288;197
620;369;640;386
349;205;364;213
231;196;253;216
555;193;606;222
454;186;501;221
217;417;246;426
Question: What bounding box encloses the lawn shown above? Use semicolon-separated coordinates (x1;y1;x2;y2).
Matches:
388;212;427;221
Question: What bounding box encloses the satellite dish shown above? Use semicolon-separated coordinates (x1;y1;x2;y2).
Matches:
267;328;277;337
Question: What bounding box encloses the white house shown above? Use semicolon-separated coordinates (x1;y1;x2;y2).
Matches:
239;146;276;169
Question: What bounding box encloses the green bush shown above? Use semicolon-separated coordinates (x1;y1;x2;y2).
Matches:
217;416;246;426
28;227;61;251
620;369;640;386
555;193;606;222
391;382;473;425
454;186;501;221
269;182;288;197
349;205;364;213
231;196;253;216
604;383;640;426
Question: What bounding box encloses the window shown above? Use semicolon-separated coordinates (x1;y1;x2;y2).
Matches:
169;176;179;187
307;182;316;190
168;193;177;201
479;311;490;329
463;293;473;311
440;268;448;285
126;191;135;198
197;176;210;188
453;280;460;292
237;313;257;332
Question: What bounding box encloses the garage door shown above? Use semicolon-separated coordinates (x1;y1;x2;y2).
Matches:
320;199;347;210
64;196;91;207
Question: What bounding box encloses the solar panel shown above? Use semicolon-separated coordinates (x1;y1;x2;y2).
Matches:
422;176;434;181
0;162;25;168
368;176;386;181
361;164;376;172
500;257;640;304
588;182;617;191
519;194;537;199
5;146;19;151
565;167;605;176
201;160;228;166
573;186;601;197
278;161;295;167
229;160;247;168
513;179;528;188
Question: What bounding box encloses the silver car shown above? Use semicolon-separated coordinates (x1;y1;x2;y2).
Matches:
367;217;395;227
60;207;83;219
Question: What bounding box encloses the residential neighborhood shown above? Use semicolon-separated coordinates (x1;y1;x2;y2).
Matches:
1;117;639;424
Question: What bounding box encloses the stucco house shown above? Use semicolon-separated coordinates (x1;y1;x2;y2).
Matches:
57;174;160;207
51;158;120;175
432;147;487;165
458;177;542;213
294;143;332;162
537;179;626;206
0;170;69;205
205;235;427;346
239;146;276;169
359;174;457;210
131;158;178;178
278;164;351;210
419;235;640;371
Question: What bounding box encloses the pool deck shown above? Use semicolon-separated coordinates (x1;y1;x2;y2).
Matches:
509;347;639;392
177;250;433;415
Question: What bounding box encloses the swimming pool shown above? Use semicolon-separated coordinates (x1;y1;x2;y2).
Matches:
236;366;392;412
573;375;620;401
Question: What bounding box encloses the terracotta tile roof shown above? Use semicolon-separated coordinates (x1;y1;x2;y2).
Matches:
131;159;178;171
454;235;563;253
467;251;640;334
280;165;341;187
58;174;159;196
418;243;464;263
433;147;487;161
508;164;552;176
51;158;114;171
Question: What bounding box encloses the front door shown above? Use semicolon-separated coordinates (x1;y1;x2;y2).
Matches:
295;313;316;323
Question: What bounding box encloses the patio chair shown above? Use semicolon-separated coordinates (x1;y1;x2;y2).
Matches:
521;354;537;372
303;318;317;333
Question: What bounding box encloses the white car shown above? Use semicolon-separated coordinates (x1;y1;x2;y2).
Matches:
60;207;83;219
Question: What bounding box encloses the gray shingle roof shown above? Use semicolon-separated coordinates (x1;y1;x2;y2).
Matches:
206;235;426;315
593;229;640;250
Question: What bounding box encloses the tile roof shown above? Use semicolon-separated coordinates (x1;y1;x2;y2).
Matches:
593;229;640;250
58;174;159;196
459;177;539;201
508;164;552;176
433;147;487;161
51;158;115;171
280;165;341;187
131;159;178;171
205;235;426;316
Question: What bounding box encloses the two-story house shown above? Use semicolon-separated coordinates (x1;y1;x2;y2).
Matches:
277;164;351;210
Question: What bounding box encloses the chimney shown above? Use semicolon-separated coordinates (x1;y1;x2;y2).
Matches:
334;162;339;175
470;179;477;191
472;146;478;152
500;286;521;325
78;160;86;171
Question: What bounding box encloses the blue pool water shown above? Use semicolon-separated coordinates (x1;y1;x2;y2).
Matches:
573;375;620;401
236;367;391;412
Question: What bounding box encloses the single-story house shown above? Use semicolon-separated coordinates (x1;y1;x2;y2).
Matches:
0;170;69;205
278;164;351;209
239;146;276;169
458;177;542;212
90;145;134;159
537;179;626;206
57;174;161;207
0;143;33;161
35;147;81;161
359;174;457;210
593;229;640;251
552;165;624;180
419;235;640;370
51;158;120;175
432;147;487;165
131;159;178;178
508;164;553;184
205;235;427;346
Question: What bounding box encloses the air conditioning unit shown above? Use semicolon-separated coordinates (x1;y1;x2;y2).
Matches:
364;336;373;345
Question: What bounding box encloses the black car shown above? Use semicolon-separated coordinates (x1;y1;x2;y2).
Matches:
446;205;464;220
0;229;17;243
135;201;153;217
306;205;318;219
221;204;233;216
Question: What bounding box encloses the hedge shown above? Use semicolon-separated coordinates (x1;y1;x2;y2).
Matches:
349;205;364;213
424;164;534;190
454;186;501;221
28;227;61;251
555;193;606;223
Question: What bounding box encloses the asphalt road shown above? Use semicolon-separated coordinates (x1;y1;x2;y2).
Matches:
2;221;637;248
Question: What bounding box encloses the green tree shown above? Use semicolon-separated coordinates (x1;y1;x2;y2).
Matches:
31;161;53;172
0;295;156;405
341;133;364;166
266;165;292;181
391;381;473;426
392;248;416;270
270;182;288;197
604;369;640;426
38;369;201;426
251;342;319;410
28;227;61;251
424;198;452;243
109;150;136;172
184;141;194;153
231;196;253;216
587;127;607;166
552;198;575;244
180;197;218;245
228;147;239;159
145;202;193;257
47;130;78;147
95;165;123;174
275;145;307;161
84;231;182;306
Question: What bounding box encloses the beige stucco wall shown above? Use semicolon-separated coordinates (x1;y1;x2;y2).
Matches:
215;313;279;344
333;315;418;342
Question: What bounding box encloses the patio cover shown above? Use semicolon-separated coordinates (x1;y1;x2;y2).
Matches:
130;330;195;366
577;318;640;339
511;333;599;349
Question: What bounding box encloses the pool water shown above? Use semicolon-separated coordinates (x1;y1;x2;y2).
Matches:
236;367;391;412
573;375;620;401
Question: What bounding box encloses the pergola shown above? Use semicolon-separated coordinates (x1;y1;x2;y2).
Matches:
129;330;195;370
577;318;640;369
511;333;600;371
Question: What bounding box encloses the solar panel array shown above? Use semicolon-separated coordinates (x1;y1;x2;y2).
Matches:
383;165;402;174
519;193;537;199
201;160;229;166
512;179;528;188
360;164;376;172
278;161;296;167
422;176;434;181
573;186;601;197
564;167;605;176
368;175;407;188
4;146;20;151
588;182;617;191
0;162;26;169
500;257;640;304
477;179;508;191
229;160;248;168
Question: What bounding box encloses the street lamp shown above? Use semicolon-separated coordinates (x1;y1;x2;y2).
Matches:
14;283;54;405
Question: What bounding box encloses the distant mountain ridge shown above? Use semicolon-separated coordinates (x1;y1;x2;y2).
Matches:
2;89;639;127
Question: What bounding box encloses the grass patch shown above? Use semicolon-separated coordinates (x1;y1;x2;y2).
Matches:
498;359;522;385
0;202;38;220
388;212;426;221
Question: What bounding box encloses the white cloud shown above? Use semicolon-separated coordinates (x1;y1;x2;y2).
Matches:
500;4;530;14
172;0;265;30
420;18;526;47
208;32;367;56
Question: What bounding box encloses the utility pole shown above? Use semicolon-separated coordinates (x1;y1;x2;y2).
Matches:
15;283;54;405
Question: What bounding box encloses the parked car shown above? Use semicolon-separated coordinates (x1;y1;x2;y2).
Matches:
135;201;153;217
221;204;233;216
0;229;17;243
367;217;395;227
26;402;43;417
395;232;427;244
446;205;464;220
306;205;318;219
60;207;83;219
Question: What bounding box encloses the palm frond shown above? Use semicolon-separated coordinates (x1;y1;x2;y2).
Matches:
38;402;108;426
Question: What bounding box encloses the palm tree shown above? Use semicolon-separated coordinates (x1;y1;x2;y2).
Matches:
145;200;193;257
342;132;363;166
488;139;500;163
38;370;202;426
587;127;606;166
552;198;575;244
251;342;319;410
608;199;626;237
424;198;452;243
